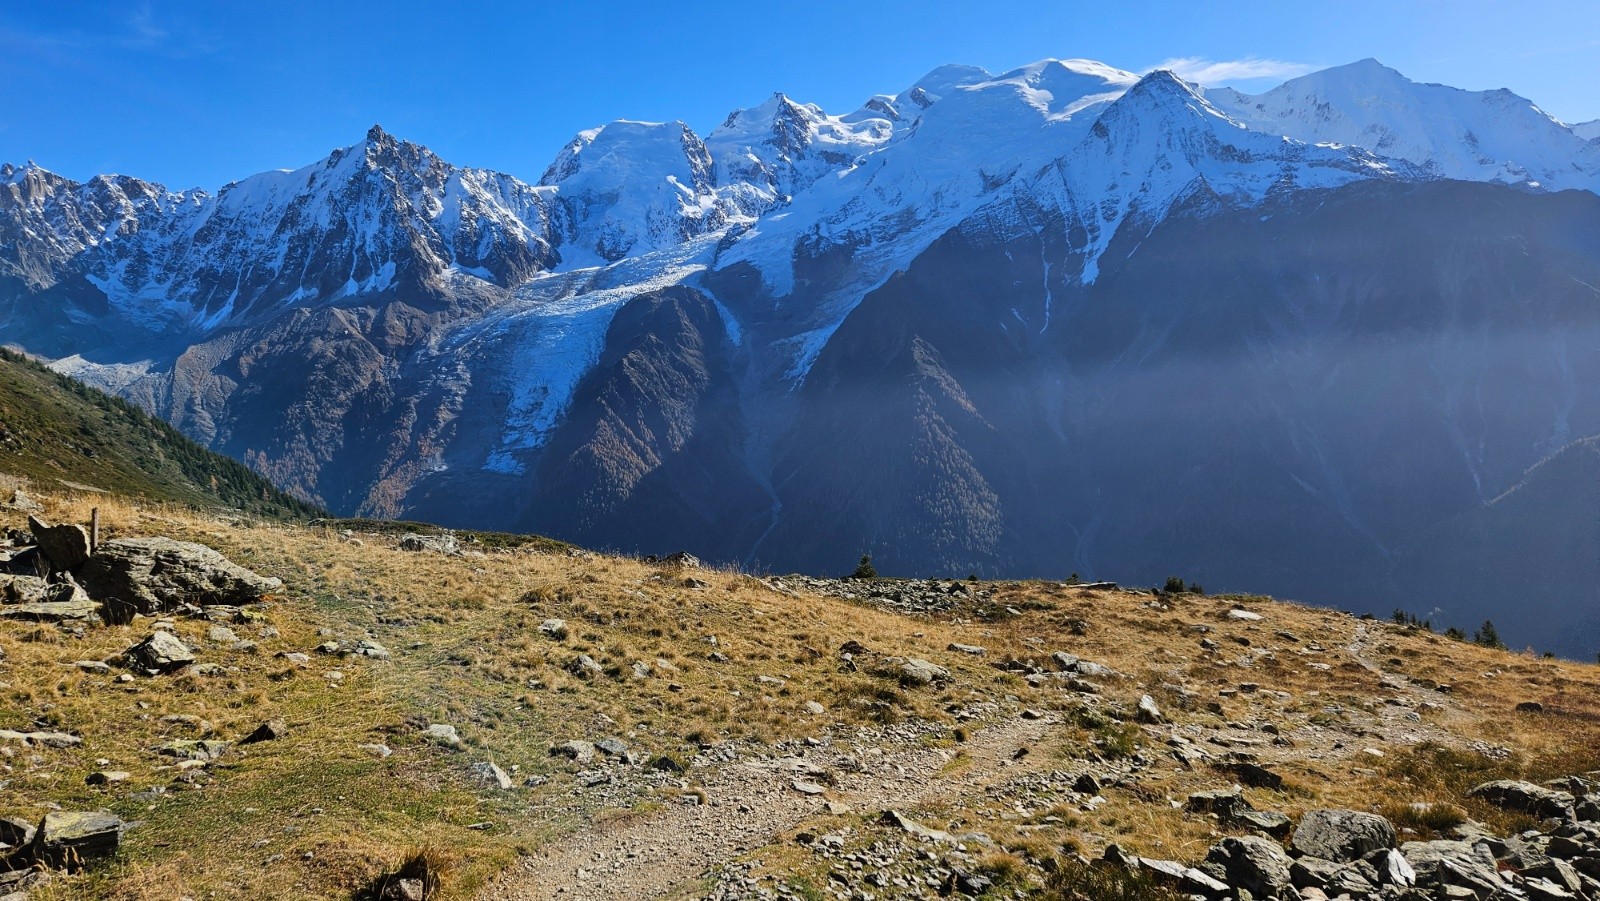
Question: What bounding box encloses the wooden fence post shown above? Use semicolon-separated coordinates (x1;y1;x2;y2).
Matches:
90;508;99;555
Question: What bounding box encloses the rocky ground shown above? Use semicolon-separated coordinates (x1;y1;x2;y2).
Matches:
0;483;1598;900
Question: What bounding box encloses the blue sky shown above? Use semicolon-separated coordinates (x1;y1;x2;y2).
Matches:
3;0;1596;190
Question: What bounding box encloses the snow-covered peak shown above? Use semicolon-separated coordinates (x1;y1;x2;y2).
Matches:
1207;59;1600;191
707;92;893;208
1572;119;1600;142
540;120;714;191
53;127;564;330
843;64;993;124
1;161;42;186
1027;68;1396;283
976;58;1140;118
540;120;735;267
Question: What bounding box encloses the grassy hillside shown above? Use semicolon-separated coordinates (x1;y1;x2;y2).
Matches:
2;487;1597;900
0;347;321;519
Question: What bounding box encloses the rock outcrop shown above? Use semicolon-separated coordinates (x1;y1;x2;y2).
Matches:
79;537;281;613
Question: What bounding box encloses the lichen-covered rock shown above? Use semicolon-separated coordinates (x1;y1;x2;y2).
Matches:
80;537;281;613
398;534;458;554
0;577;99;622
1291;809;1397;862
1400;839;1507;897
468;761;513;790
0;815;36;850
32;810;124;869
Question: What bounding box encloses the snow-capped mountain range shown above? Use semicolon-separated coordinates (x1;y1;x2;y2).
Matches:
4;57;1600;655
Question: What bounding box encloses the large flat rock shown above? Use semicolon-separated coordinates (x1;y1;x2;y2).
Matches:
80;537;281;613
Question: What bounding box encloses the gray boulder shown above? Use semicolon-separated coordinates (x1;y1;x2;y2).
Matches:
156;738;230;760
1050;651;1080;671
0;574;98;622
567;654;603;678
1136;694;1165;724
1401;839;1507;897
120;631;195;674
239;718;288;745
0;730;82;749
467;761;513;790
550;740;595;763
899;658;950;686
31;810;124;869
1205;835;1294;899
398;534;458;554
80;537;281;613
1134;856;1231;897
27;516;90;572
1238;810;1294;838
1290;856;1379;896
1187;787;1251;820
5;488;42;513
422;723;463;748
1292;809;1397;862
0;589;100;624
0;574;51;603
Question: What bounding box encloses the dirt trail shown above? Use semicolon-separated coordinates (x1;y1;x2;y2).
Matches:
477;714;1053;901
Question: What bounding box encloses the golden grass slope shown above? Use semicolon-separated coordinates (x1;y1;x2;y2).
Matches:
0;480;1595;899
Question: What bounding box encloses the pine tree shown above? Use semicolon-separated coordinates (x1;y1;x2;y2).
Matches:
1472;620;1506;650
850;554;877;580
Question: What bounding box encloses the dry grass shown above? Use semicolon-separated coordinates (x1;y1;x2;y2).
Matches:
2;483;1599;898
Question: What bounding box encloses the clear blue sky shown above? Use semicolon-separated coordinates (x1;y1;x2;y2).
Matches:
3;0;1596;191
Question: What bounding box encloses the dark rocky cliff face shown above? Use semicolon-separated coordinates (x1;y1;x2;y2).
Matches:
516;286;770;557
699;180;1600;653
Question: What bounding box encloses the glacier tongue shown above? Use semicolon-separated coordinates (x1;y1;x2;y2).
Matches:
455;234;724;474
